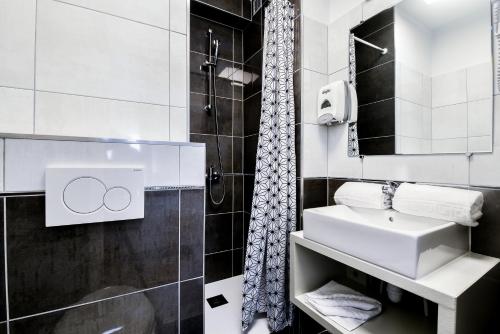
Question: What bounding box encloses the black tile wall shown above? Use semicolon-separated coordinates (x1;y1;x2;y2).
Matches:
205;250;233;283
191;15;234;61
302;178;328;210
0;200;5;323
2;189;204;332
180;278;204;334
205;213;233;253
352;8;395;156
244;92;262;135
196;0;251;19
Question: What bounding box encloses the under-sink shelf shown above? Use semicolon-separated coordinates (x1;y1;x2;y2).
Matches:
290;231;500;334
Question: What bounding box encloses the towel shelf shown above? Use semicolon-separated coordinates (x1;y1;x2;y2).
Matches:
290;231;500;334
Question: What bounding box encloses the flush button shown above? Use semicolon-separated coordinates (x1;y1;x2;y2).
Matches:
104;187;131;211
63;177;106;214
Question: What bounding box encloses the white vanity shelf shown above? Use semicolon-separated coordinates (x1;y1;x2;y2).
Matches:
290;231;500;334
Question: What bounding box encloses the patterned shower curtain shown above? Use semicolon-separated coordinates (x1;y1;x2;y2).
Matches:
241;0;296;332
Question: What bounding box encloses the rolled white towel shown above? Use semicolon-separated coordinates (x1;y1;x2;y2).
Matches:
334;182;392;210
305;281;382;331
392;183;484;227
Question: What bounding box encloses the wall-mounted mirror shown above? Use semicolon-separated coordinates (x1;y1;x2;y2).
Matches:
350;0;493;155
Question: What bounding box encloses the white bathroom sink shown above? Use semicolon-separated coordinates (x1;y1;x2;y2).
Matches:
303;205;469;279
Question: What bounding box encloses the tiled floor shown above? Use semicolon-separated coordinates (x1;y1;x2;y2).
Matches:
205;275;270;334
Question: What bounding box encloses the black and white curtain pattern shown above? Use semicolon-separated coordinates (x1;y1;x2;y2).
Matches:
241;0;296;332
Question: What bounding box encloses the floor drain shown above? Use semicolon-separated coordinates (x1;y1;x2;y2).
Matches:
206;294;228;308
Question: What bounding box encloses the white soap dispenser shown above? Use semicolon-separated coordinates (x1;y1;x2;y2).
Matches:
317;80;358;125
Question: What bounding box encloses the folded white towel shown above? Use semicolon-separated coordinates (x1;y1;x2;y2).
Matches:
334;182;391;210
392;183;484;227
305;281;382;331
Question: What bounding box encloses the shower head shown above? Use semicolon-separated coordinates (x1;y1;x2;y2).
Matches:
213;39;220;65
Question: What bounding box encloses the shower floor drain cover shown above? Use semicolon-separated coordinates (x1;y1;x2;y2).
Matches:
207;294;228;308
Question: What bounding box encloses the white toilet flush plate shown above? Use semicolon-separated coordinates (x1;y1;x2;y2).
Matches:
46;167;144;227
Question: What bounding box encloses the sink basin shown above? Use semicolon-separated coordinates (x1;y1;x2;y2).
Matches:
303;205;468;279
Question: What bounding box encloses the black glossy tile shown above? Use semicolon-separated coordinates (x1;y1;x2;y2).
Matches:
293;70;301;125
244;92;262;136
198;0;242;17
234;29;243;63
180;278;204;334
206;175;234;214
358;135;395;155
351;7;394;39
243;9;262;61
244;175;255;213
243;0;251;18
190;51;209;94
7;192;180;318
234;175;244;212
191;134;233;174
233;248;243;276
190;15;233;61
205;213;233;254
190;93;233;136
233;137;243;173
303;178;328;210
180;189;205;280
9;284;178;334
355;24;394;74
191;0;251;29
243;212;251;245
190;51;234;99
356;61;395;105
243;50;262;99
295;124;301;177
205;251;232;283
244;134;258;174
471;187;500;258
357;98;395;139
233;99;244;136
0;199;5;322
233;212;244;249
328;178;348;205
233;63;244;100
0;323;5;334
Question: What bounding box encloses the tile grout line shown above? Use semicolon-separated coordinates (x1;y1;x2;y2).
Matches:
4;197;9;334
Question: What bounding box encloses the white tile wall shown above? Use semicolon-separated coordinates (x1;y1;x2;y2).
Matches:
432;103;468;140
36;0;170;105
3;139;204;192
180;145;205;186
468;136;492;153
303;124;328;177
467;62;493;102
170;0;187;34
303;69;328;124
302;0;331;25
170;107;188;142
432;138;468;154
0;87;33;134
328;68;349;83
303;17;328;74
432;70;467;108
468;98;493;137
34;91;170;141
327;125;362;178
170;32;187;107
0;0;36;89
60;0;170;28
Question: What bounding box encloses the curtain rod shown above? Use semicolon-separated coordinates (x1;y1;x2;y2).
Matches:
353;36;388;55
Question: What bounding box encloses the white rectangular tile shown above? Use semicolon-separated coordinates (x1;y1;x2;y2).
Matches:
0;0;36;89
362;154;469;185
36;0;170;105
327;125;362;178
432;138;467;154
180;145;205;186
467;62;493;102
170;106;188;142
432;103;467;140
399;100;425;138
432;70;467;108
0;139;3;192
398;137;431;155
35;91;170;141
170;32;187;107
303;69;328;124
328;68;349;83
397;63;423;105
303;17;328;74
170;0;187;34
468;136;492;153
0;87;33;134
302;124;328;178
59;0;170;28
4;139;181;192
468;98;493;138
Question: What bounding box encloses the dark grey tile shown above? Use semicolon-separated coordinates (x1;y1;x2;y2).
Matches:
233;248;243;276
7;191;179;318
356;61;395;106
191;134;233;174
233;99;244;136
244;92;262;136
0;199;5;322
234;29;243;63
358;135;395;155
190;51;234;99
244;134;258;174
190;93;233;136
243;50;262;99
303;178;328;210
357;98;395;139
234;175;244;212
205;250;232;283
180;189;205;280
198;0;242;17
295;124;301;177
206;175;234;214
471;187;500;258
205;213;233;253
243;212;251;245
296;178;302;230
233;63;244;100
243;0;251;18
180;278;204;334
233;137;243;173
233;211;244;249
243;9;262;61
351;7;394;39
355;24;394;74
293;70;301;124
190;14;234;61
190;51;209;94
244;175;255;213
9;284;178;334
0;323;5;334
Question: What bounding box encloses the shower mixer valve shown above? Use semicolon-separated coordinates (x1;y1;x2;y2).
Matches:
207;165;222;183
